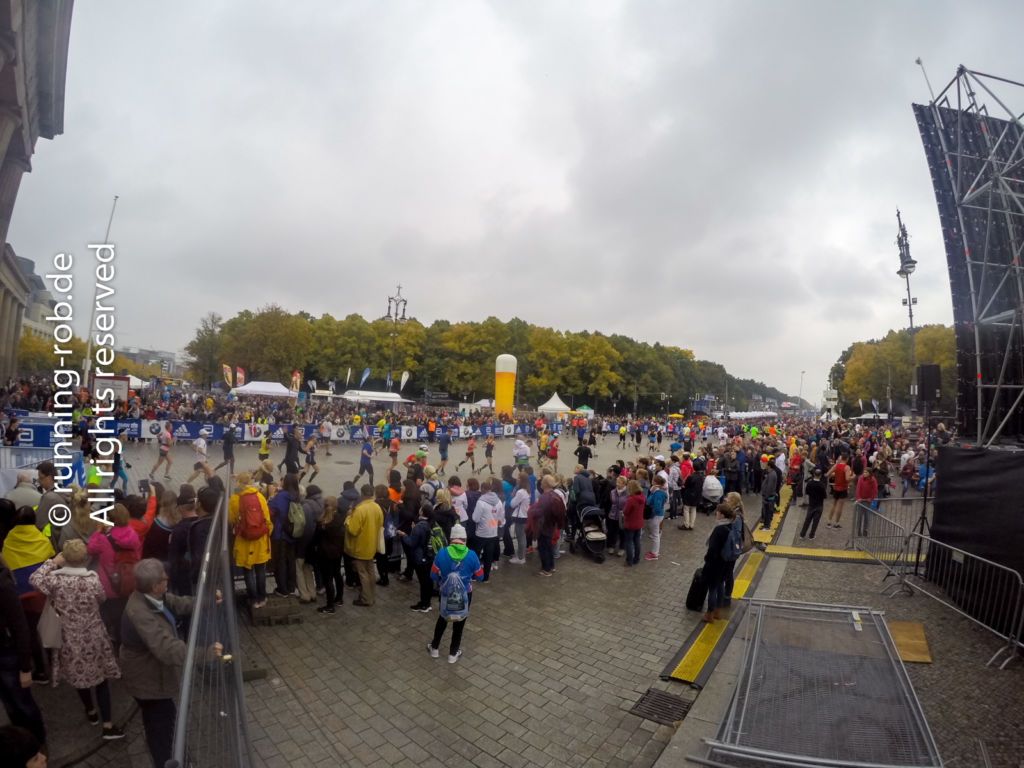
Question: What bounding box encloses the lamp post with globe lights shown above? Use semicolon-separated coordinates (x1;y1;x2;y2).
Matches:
896;210;918;413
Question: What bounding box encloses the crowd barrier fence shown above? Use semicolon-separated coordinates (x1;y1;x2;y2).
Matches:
169;473;251;767
900;532;1024;669
851;504;1024;669
849;503;911;584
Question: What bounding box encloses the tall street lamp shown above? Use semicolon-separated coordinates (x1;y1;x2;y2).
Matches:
798;370;805;412
896;210;918;413
384;284;407;391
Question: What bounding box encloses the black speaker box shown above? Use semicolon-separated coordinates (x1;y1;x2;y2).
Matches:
917;364;941;404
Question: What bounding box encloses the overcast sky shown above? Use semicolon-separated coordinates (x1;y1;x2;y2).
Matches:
9;1;1024;404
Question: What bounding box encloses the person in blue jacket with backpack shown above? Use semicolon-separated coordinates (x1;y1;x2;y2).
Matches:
427;524;482;664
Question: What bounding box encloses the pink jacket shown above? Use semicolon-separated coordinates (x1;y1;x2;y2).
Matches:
87;525;142;598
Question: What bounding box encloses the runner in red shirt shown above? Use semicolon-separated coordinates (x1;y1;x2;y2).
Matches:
457;436;476;473
825;455;854;529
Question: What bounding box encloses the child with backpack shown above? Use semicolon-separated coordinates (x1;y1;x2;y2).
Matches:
427;524;482;664
228;472;273;608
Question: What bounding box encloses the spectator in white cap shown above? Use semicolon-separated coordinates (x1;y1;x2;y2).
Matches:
427;523;482;664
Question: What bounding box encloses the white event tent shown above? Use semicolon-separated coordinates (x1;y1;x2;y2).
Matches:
231;381;297;398
339;389;413;404
538;392;572;415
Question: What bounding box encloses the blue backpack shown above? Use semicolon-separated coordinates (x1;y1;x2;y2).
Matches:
722;517;744;562
440;565;469;622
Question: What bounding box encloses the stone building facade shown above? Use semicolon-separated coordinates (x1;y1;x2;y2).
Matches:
0;0;73;381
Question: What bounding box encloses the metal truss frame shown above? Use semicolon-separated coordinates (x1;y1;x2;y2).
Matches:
915;66;1024;445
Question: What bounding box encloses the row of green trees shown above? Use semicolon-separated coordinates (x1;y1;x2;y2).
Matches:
184;306;795;413
828;325;957;416
18;332;163;381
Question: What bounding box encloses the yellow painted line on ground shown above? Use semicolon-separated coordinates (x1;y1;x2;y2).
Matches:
730;550;763;598
765;545;916;563
670;550;764;681
752;485;792;544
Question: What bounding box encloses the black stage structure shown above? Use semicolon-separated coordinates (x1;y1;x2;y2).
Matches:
914;66;1024;447
913;68;1024;648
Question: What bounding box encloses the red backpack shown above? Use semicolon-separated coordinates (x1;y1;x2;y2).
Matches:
235;492;268;540
105;533;138;597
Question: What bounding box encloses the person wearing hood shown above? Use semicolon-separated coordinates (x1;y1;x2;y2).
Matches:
228;473;272;608
448;477;468;523
87;503;141;645
427;524;483;664
471;480;504;581
512;438;530;469
29;541;124;740
295;485;323;603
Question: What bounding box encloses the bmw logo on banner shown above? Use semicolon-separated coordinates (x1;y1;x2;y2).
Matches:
461;426;473;438
149;422;162;436
402;426;416;440
503;425;514;436
335;427;347;440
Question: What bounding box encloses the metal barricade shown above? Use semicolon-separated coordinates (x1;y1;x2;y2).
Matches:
900;532;1024;669
868;496;933;535
169;473;252;768
850;502;910;586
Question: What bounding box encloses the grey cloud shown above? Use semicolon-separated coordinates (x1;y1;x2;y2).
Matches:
7;0;1024;402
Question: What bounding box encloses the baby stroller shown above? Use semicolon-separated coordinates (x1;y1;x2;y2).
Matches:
699;473;724;515
569;505;607;563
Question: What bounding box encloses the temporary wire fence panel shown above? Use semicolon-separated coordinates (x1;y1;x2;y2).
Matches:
702;599;942;768
850;504;911;581
169;480;252;768
900;532;1024;667
865;497;933;537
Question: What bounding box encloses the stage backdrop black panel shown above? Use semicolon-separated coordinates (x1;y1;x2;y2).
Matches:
930;447;1024;635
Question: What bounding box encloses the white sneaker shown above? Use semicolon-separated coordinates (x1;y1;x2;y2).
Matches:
426;643;438;659
448;650;463;664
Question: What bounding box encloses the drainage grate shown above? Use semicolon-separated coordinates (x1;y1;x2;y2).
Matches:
629;688;692;726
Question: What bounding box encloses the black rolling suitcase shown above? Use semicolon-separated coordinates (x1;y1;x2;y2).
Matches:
686;567;708;611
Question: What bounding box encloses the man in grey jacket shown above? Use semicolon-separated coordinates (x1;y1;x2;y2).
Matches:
121;558;221;768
